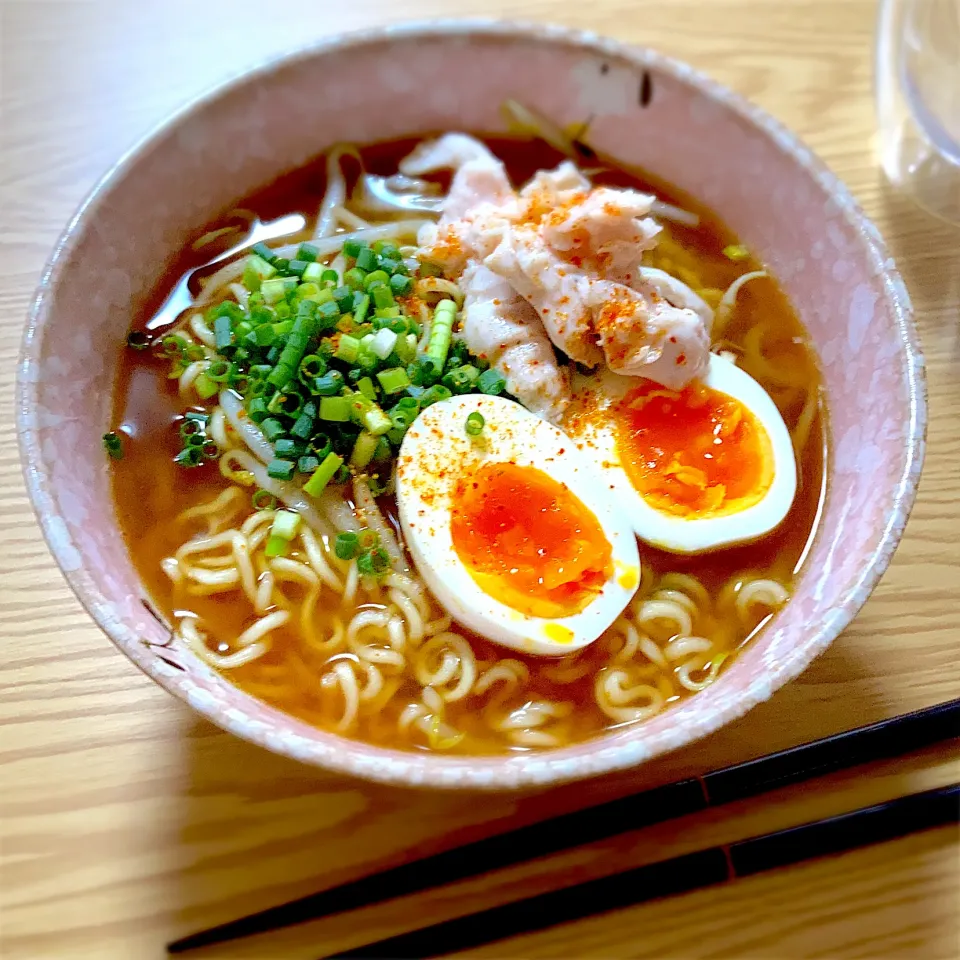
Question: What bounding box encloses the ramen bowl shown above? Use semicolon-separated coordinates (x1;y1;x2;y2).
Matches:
18;21;924;789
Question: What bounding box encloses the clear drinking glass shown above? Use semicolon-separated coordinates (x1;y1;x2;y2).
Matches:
875;0;960;225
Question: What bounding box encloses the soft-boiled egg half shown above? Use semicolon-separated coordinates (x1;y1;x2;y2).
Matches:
396;395;640;656
565;353;797;554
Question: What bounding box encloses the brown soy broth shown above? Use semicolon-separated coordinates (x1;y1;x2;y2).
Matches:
111;136;825;754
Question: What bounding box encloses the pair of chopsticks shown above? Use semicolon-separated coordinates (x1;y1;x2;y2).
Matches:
168;699;960;957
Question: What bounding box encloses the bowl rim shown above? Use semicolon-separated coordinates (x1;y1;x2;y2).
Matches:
17;18;926;790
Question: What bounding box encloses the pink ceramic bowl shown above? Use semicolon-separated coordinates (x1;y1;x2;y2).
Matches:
18;22;924;789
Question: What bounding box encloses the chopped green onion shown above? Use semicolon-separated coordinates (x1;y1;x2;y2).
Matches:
419;384;453;409
290;412;315;441
477;368;507;395
333;285;355;312
356;376;377;401
723;244;750;261
246;252;277;278
373;436;391;462
363;269;390;291
247;397;270;423
349;392;393;436
334;531;359;560
103;431;124;460
267;312;317;389
288;259;310;278
212;314;233;353
310;432;333;459
312;370;346;396
242;262;262;292
443;363;480;394
343;238;365;259
357;529;378;550
303;451;344;496
357;546;391;577
297;242;319;262
264;510;300;557
377;366;411;395
321;269;340;288
261;277;287;305
304;285;335;306
335;334;360;363
179;419;202;439
390;273;413;296
251;490;277;510
319;396;351;422
372;285;395;310
252;489;277;510
407;356;441;387
297;455;320;474
302;262;324;283
275;437;306;458
394;333;417;364
205;360;231;383
426;300;455;370
298;354;326;382
350;430;379;470
355;247;378;272
370;327;397;360
174;446;204;467
160;334;188;358
272;391;304;419
272;509;301;540
316;299;341;329
194;372;218;399
261;417;287;442
465;412;485;436
251;242;274;262
344;267;366;291
352;293;371;325
267;459;296;481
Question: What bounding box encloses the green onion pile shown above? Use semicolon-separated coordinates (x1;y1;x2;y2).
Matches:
157;237;509;496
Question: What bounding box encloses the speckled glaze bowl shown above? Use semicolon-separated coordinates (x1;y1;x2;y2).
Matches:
18;21;924;790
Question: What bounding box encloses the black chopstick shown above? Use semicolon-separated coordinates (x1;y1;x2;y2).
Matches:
167;698;960;954
329;783;960;959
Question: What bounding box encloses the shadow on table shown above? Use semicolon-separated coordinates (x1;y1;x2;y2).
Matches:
165;634;895;957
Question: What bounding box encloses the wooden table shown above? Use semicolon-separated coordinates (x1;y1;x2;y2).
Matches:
2;1;958;957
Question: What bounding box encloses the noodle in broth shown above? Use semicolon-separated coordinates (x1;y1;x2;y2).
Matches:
109;135;825;754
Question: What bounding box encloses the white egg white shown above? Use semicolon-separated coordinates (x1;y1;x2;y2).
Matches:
568;353;797;554
396;395;640;657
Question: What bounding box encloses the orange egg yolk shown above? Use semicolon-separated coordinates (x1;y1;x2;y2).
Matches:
616;382;773;518
450;462;613;619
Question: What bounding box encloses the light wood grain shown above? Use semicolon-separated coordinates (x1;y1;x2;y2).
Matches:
1;1;958;959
